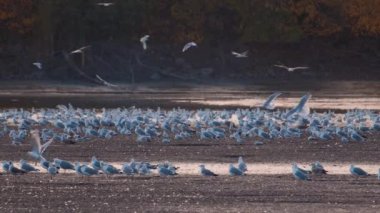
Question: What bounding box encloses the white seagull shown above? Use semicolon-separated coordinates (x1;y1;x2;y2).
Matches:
32;62;42;70
96;2;114;6
182;42;197;52
96;74;118;88
140;35;150;50
274;64;309;72
231;51;248;58
28;130;54;161
70;46;91;54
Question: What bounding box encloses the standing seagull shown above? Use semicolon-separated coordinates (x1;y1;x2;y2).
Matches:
262;92;282;110
20;159;39;173
33;62;42;70
229;164;244;176
231;51;248;58
140;35;150;50
96;2;114;6
28;130;54;162
199;165;218;176
237;156;247;172
349;165;369;177
274;64;309;72
182;42;197;52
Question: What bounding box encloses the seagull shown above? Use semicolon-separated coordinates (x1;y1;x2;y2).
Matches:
100;162;121;175
310;161;327;175
2;161;10;173
122;163;135;175
182;42;197;52
47;163;59;179
9;162;26;175
28;130;54;162
33;62;42;70
292;163;311;181
20;159;39;173
349;165;369;177
285;93;312;119
80;164;100;176
199;165;218;176
96;74;118;88
158;164;178;176
262;92;282;110
231;51;248;58
96;2;114;6
54;158;75;172
274;65;309;72
70;46;91;54
229;164;244;176
140;35;149;50
238;157;247;172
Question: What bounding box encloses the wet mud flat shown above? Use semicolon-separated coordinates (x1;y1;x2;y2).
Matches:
0;174;380;212
1;133;380;212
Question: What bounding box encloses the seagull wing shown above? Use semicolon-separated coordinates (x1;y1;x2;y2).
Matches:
285;93;312;119
293;67;309;70
204;168;217;176
231;51;239;56
70;49;81;54
274;65;288;69
182;42;197;52
30;130;42;153
40;137;54;154
263;92;282;110
240;51;248;57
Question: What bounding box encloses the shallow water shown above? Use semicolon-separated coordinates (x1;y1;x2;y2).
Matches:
0;80;379;110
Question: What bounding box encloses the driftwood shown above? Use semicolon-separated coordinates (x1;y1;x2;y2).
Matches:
134;53;193;80
62;51;104;85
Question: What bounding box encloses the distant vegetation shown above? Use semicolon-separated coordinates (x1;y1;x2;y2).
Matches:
0;0;379;80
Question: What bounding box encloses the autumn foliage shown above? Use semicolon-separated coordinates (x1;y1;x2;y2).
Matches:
0;0;379;47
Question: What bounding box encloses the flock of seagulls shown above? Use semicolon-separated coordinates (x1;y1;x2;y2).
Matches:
0;92;379;180
1;156;377;181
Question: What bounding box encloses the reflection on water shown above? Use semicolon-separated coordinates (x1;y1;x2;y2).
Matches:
0;80;379;110
175;97;380;110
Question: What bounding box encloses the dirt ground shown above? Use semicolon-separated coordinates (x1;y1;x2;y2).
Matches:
1;132;380;212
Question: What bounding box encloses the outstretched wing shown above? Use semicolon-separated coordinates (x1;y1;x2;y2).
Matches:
274;65;288;69
263;92;282;110
30;130;42;153
41;138;54;154
231;51;239;56
293;66;309;70
285;93;312;119
182;42;197;52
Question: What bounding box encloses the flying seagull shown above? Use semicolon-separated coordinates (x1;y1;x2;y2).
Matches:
96;74;118;88
33;62;42;70
96;2;114;6
70;46;91;54
231;51;248;58
182;42;197;52
28;130;54;161
140;35;149;50
274;65;309;72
